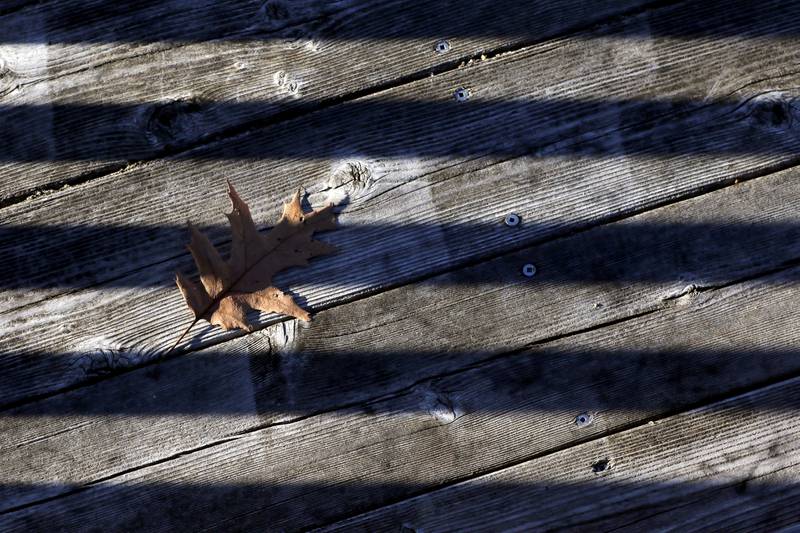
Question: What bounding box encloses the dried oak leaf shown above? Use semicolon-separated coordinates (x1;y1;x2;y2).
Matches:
175;182;336;332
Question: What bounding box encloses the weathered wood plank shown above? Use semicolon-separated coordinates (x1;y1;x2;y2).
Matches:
606;463;800;532
2;166;800;513
3;262;800;530
0;1;37;17
4;0;800;302
3;0;800;408
321;371;800;532
1;0;798;303
2;88;799;407
0;0;660;201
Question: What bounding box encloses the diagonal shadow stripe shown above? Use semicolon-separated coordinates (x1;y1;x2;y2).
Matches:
1;0;798;43
0;96;797;162
2;221;800;289
2;347;800;415
0;475;798;529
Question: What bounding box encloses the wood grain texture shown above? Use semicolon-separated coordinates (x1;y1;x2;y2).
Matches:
1;0;798;308
0;1;39;17
2;50;800;407
5;0;800;305
608;463;800;532
3;0;799;528
3;263;800;530
2;166;800;513
0;0;657;201
321;370;800;532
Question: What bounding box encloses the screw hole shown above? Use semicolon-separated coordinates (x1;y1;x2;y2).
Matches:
435;39;450;54
504;213;520;227
575;412;594;428
522;263;536;278
454;87;471;102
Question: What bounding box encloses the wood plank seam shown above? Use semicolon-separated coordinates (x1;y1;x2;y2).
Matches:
6;69;798;306
319;364;800;526
6;261;800;518
317;372;800;530
3;1;800;528
3;1;796;316
2;155;798;416
4;2;800;456
561;461;800;532
0;0;683;210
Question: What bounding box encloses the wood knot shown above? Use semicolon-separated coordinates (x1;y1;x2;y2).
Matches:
274;71;300;95
421;388;464;425
319;160;373;207
261;0;290;20
70;337;144;377
0;57;20;97
281;27;320;51
329;161;372;192
744;93;798;130
146;98;204;146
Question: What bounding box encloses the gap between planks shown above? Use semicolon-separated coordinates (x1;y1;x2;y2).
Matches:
319;370;800;532
0;0;678;207
1;0;800;466
1;156;797;417
5;263;800;529
2;162;800;516
6;0;800;317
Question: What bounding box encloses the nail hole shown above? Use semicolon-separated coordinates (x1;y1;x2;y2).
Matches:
592;458;613;474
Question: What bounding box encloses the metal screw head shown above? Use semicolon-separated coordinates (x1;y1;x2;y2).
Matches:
504;213;520;227
575;412;594;428
435;40;450;54
454;87;471;102
522;263;536;277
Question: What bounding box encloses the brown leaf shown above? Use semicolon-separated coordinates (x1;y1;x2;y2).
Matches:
175;182;336;334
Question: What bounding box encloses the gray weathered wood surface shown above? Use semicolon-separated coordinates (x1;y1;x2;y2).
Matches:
0;0;659;202
3;164;800;514
321;371;800;532
2;0;800;530
5;0;800;407
4;265;800;530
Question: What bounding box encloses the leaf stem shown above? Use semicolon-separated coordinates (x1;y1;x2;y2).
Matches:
164;317;199;357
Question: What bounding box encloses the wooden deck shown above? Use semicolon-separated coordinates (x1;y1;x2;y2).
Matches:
2;0;800;530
